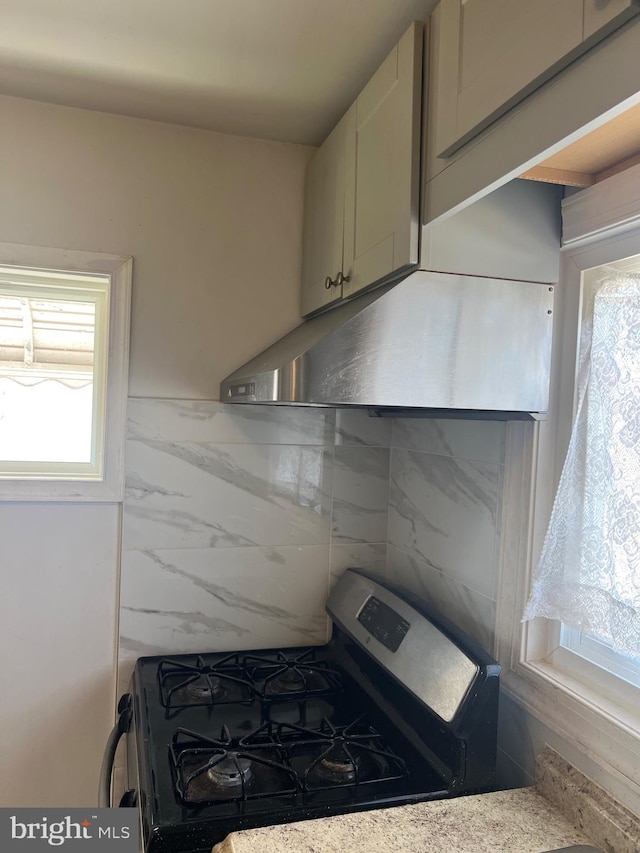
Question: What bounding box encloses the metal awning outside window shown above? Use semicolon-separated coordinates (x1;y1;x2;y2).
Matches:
0;294;95;388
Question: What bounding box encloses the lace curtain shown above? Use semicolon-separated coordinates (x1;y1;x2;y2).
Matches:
524;270;640;659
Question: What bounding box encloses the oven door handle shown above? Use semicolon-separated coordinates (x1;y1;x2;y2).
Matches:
98;693;132;807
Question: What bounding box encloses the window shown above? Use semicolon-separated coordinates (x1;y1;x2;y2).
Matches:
552;253;640;696
0;267;108;476
519;254;640;724
496;165;640;805
525;255;640;679
0;244;131;501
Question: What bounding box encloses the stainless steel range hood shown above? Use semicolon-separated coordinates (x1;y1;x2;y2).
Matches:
220;271;554;419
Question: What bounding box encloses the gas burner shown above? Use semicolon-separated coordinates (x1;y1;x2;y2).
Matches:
184;676;227;703
170;727;298;805
158;655;254;709
245;650;343;699
265;665;308;695
280;716;408;792
206;755;252;790
315;749;358;783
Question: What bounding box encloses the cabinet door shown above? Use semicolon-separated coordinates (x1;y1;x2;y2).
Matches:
583;0;639;39
301;108;355;317
342;22;423;300
434;0;583;158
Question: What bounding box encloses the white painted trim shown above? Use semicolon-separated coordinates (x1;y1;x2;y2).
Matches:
0;243;131;502
550;641;640;707
562;162;640;246
502;661;640;799
101;256;132;501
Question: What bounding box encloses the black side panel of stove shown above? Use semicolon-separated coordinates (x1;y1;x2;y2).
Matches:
451;658;500;794
130;685;159;853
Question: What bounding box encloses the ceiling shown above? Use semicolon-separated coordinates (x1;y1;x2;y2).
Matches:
0;0;436;146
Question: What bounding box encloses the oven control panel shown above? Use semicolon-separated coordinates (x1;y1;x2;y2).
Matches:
327;569;480;722
357;596;410;653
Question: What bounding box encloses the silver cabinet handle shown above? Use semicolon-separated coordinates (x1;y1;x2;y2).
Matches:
325;272;349;290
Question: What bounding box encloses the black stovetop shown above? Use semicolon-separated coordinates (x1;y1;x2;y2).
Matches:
130;640;457;853
127;570;501;853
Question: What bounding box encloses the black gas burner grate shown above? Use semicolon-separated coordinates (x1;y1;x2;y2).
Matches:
280;716;409;792
169;716;408;806
158;655;255;710
170;727;298;805
158;650;344;711
244;649;343;699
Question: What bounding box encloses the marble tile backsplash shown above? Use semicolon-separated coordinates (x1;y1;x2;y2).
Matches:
127;398;335;445
385;545;496;653
120;404;506;701
119;401;391;664
332;446;390;545
120;405;506;662
383;418;506;652
120;544;331;654
123;440;333;550
388;449;501;598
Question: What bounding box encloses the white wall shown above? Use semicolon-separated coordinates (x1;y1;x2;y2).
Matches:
0;503;120;806
0;94;312;806
0;94;312;399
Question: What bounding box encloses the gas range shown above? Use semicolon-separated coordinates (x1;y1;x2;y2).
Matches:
114;569;500;853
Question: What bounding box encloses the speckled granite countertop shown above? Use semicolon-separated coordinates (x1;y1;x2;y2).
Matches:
211;788;593;853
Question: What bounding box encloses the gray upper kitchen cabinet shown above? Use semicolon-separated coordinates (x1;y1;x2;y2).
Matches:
301;22;422;317
432;0;640;161
584;0;640;38
424;1;640;224
301;107;355;317
341;21;422;301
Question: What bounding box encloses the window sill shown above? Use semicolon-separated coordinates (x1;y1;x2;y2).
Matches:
515;656;640;738
501;656;640;796
0;479;124;502
547;645;640;724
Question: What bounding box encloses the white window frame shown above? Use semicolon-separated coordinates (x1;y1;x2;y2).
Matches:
495;165;640;804
559;626;640;691
0;243;131;502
